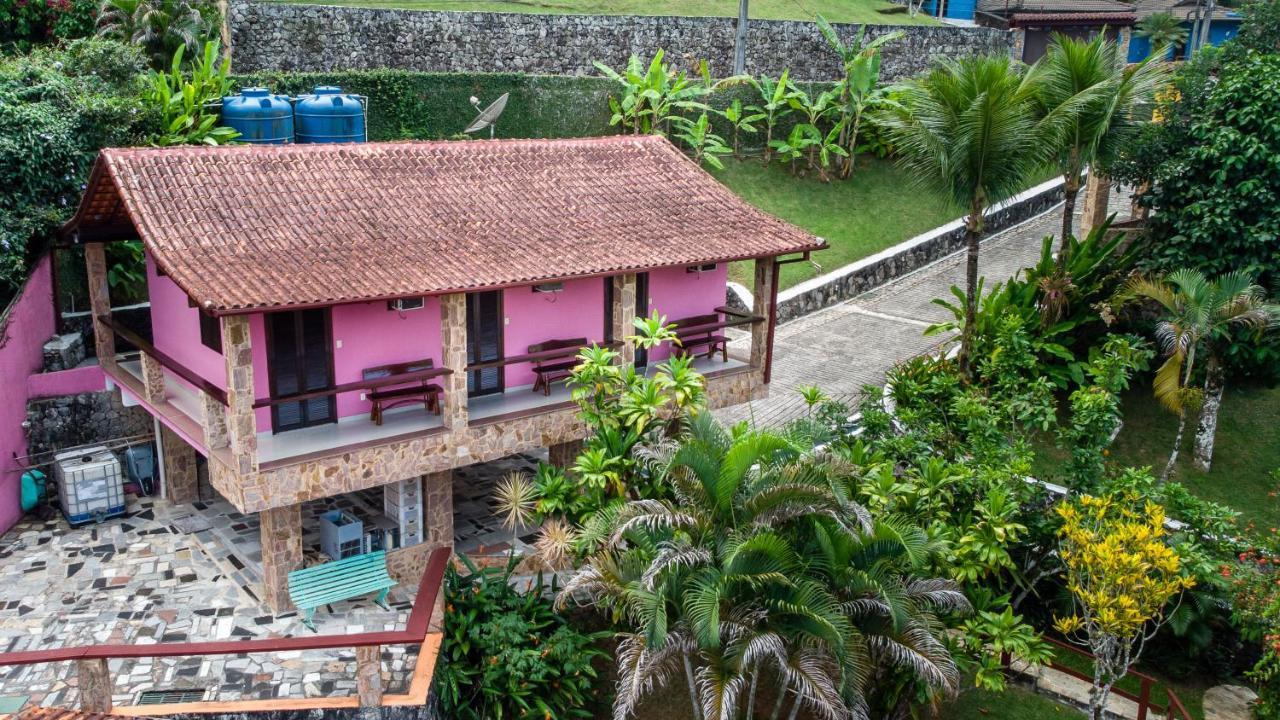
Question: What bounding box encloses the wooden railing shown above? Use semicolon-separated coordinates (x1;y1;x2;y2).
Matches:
1003;636;1194;720
0;547;450;716
252;366;452;409
673;305;765;337
464;339;624;373
98;313;228;406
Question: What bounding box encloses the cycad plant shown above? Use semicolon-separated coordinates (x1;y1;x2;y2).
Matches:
1115;269;1277;478
96;0;214;69
1036;34;1167;250
561;415;965;720
879;54;1070;376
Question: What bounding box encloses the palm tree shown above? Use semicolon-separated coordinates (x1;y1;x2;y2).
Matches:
1136;12;1190;59
879;54;1072;376
1036;34;1167;251
96;0;213;69
1115;270;1276;479
560;415;964;720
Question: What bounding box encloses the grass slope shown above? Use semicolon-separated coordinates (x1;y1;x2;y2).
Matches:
711;157;960;290
267;0;938;24
946;686;1084;720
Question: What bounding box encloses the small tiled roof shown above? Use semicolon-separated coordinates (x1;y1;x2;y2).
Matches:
979;0;1132;13
64;136;823;314
1131;0;1240;20
1011;10;1136;25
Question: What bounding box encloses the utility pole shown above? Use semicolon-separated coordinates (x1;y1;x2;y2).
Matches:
733;0;748;75
1198;0;1217;52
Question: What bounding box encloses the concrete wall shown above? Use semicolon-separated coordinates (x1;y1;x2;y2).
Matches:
647;263;729;362
502;277;605;388
228;1;1014;81
0;255;56;533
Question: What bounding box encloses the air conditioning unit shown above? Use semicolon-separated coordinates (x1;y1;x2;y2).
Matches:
686;263;718;273
388;296;425;312
532;282;564;293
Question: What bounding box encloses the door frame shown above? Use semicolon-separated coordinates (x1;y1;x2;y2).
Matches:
634;272;650;368
264;307;337;433
466;290;505;397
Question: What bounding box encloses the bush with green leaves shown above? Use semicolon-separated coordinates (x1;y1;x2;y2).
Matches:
0;0;96;54
142;40;237;146
0;38;148;303
435;555;609;720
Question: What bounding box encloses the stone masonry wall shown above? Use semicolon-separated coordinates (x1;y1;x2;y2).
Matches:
25;391;152;458
228;1;1013;81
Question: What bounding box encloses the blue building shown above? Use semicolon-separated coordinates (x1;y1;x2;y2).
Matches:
963;0;1137;63
1128;0;1242;62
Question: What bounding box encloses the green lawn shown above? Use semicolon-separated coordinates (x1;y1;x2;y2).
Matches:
946;686;1083;720
266;0;938;24
1033;384;1280;530
711;157;961;290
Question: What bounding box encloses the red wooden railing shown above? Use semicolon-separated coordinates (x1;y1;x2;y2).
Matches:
1003;636;1194;720
98;313;228;406
0;547;451;715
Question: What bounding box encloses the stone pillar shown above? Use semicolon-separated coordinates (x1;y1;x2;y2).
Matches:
1010;28;1027;63
439;294;469;430
749;259;774;371
548;439;582;470
76;657;112;713
139;352;166;404
1079;173;1112;236
1116;28;1132;63
355;645;383;707
202;390;230;451
611;274;637;365
160;424;199;504
260;503;303;614
221;315;257;475
84;243;116;367
423;469;453;632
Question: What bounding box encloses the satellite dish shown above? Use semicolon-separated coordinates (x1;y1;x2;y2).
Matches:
464;93;509;138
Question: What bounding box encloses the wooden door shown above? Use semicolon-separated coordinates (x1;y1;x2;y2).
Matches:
266;308;336;432
466;290;504;397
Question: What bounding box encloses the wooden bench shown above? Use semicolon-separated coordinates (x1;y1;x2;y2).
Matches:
673;313;728;362
363;358;442;425
528;338;587;395
287;550;397;632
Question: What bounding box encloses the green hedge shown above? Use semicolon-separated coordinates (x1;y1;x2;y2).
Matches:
232;69;837;147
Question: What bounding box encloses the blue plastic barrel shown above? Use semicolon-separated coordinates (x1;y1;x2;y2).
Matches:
221;88;294;144
295;86;366;144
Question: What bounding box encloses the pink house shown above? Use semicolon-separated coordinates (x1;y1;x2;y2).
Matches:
61;135;823;612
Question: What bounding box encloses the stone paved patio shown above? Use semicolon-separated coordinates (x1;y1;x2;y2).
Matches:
0;451;543;710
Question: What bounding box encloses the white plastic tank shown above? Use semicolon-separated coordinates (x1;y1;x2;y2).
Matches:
53;446;126;525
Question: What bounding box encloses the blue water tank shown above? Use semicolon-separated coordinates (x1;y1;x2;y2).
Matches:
295;86;366;144
221;88;294;144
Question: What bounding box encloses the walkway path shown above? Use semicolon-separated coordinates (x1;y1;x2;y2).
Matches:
721;189;1134;427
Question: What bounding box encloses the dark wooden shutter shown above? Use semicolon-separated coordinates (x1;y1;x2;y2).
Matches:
268;309;335;432
634;272;649;368
466;291;503;396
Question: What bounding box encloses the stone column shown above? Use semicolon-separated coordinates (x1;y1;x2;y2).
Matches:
221;315;257;475
355;645;383;707
423;469;453;632
1010;28;1027;63
260;503;303;614
611;274;637;365
160;424;199;504
84;243;116;367
749;259;774;371
1080;173;1112;236
439;294;469;431
548;439;582;470
202;390;230;451
140;352;166;404
76;657;112;713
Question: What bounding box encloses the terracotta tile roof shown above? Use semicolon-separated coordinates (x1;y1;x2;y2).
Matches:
15;709;139;720
64;136;823;314
1131;0;1240;20
979;0;1132;13
1011;10;1136;25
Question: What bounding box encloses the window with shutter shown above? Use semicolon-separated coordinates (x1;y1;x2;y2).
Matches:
267;308;336;432
466;291;504;397
199;311;222;353
634;272;649;368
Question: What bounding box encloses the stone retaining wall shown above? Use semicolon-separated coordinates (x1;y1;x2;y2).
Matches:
772;177;1067;323
228;1;1012;80
25;391;153;458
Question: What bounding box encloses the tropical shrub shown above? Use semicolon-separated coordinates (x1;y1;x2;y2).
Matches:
435;554;609;720
0;0;96;53
0;38;147;302
1053;492;1196;720
95;0;218;69
142;40;238;146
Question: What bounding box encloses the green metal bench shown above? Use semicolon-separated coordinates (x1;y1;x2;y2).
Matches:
287;550;397;632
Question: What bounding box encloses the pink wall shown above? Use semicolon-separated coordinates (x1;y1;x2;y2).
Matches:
27;365;105;399
147;254;226;392
645;264;729;362
0;255;56;534
502;277;606;388
249;298;444;431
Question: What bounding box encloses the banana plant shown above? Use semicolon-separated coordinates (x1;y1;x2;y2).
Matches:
144;41;239;146
671;112;732;169
816;15;903;178
718;98;765;158
769;124;820;176
748;69;800;164
787;85;840;171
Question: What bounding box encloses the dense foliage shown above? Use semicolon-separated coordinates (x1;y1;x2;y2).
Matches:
0;0;96;54
95;0;219;69
0;39;148;301
435;555;610;720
